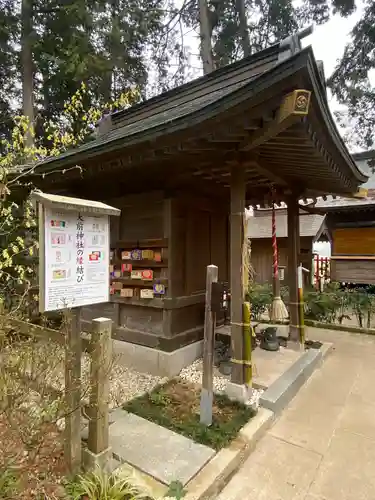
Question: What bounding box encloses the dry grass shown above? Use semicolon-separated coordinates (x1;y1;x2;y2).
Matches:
0;413;66;499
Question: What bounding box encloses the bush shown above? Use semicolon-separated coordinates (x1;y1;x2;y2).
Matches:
0;468;19;499
248;283;273;320
349;288;375;328
64;467;170;499
304;288;343;323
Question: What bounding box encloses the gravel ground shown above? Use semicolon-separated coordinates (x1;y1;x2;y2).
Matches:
179;359;264;409
2;341;168;410
3;340;262;425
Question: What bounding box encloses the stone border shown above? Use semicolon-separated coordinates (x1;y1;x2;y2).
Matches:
182;408;274;500
254;318;375;336
259;342;332;414
111;408;274;500
113;339;203;377
305;319;375;336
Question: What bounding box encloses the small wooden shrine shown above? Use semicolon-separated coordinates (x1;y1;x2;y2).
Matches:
315;196;375;285
30;30;367;385
248;207;325;285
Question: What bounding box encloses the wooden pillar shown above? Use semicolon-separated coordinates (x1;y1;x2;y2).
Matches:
200;265;218;426
65;308;82;474
287;197;300;343
88;317;112;456
230;166;246;385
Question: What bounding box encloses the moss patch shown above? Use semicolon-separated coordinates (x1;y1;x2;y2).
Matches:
123;379;255;450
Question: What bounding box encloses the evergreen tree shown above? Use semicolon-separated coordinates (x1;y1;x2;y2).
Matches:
0;0;190;146
0;0;17;146
329;0;375;148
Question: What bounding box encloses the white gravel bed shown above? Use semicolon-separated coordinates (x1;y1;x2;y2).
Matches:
179;358;264;409
2;341;167;409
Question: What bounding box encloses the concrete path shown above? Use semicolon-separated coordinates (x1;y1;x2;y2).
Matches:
218;327;375;500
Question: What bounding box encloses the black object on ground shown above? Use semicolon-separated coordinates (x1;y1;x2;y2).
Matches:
305;339;323;349
260;327;280;351
277;336;288;348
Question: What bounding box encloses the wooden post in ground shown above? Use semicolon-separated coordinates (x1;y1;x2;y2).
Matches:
287;197;300;344
298;264;307;345
230;165;246;386
65;307;82;474
86;317;112;468
200;265;218;426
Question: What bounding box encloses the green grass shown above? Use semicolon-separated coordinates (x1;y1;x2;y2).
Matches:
123;379;255;450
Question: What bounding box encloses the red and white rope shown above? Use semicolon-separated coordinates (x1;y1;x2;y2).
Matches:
272;202;279;279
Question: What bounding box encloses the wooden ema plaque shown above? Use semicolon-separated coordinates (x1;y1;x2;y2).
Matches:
153;283;165;295
131;249;142;260
142;249;154;259
140;289;154;299
154;251;162;262
141;269;153;280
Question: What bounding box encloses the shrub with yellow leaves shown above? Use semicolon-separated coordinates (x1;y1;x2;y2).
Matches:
0;82;138;317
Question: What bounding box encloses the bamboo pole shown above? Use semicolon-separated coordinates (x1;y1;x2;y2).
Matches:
242;213;252;387
298;264;309;345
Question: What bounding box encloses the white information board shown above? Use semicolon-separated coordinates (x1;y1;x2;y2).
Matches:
42;206;110;311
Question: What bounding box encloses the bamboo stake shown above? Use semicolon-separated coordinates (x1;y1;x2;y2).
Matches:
298;264;309;345
242;213;252;386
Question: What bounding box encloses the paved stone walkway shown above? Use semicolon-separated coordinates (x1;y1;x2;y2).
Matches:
218;327;375;500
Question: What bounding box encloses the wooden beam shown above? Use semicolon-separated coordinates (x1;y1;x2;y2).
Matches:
287;196;300;343
253;158;289;186
239;90;312;152
230;164;246;385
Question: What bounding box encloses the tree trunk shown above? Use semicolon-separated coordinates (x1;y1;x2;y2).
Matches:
101;0;118;103
199;0;214;74
236;0;250;57
21;0;34;149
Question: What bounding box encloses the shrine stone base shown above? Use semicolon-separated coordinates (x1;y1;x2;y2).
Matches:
113;338;204;377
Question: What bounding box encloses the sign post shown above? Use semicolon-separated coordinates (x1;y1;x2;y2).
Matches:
200;265;218;426
31;191;120;473
297;263;309;346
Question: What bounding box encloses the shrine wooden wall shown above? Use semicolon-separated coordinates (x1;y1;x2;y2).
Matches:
80;191;229;351
331;259;375;285
250;236;313;286
167;196;228;339
332;227;375;256
327;211;375;285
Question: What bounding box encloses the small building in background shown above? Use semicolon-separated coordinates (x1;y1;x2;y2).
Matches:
316;197;375;285
313;149;375;286
247;208;325;286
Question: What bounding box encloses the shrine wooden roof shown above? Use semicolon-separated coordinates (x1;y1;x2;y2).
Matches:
33;34;367;204
315;196;375;213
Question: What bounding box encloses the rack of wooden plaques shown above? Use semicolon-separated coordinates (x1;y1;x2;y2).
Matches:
109;238;168;302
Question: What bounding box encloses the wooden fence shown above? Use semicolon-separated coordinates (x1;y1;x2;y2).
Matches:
313;255;330;290
2;315;112;473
